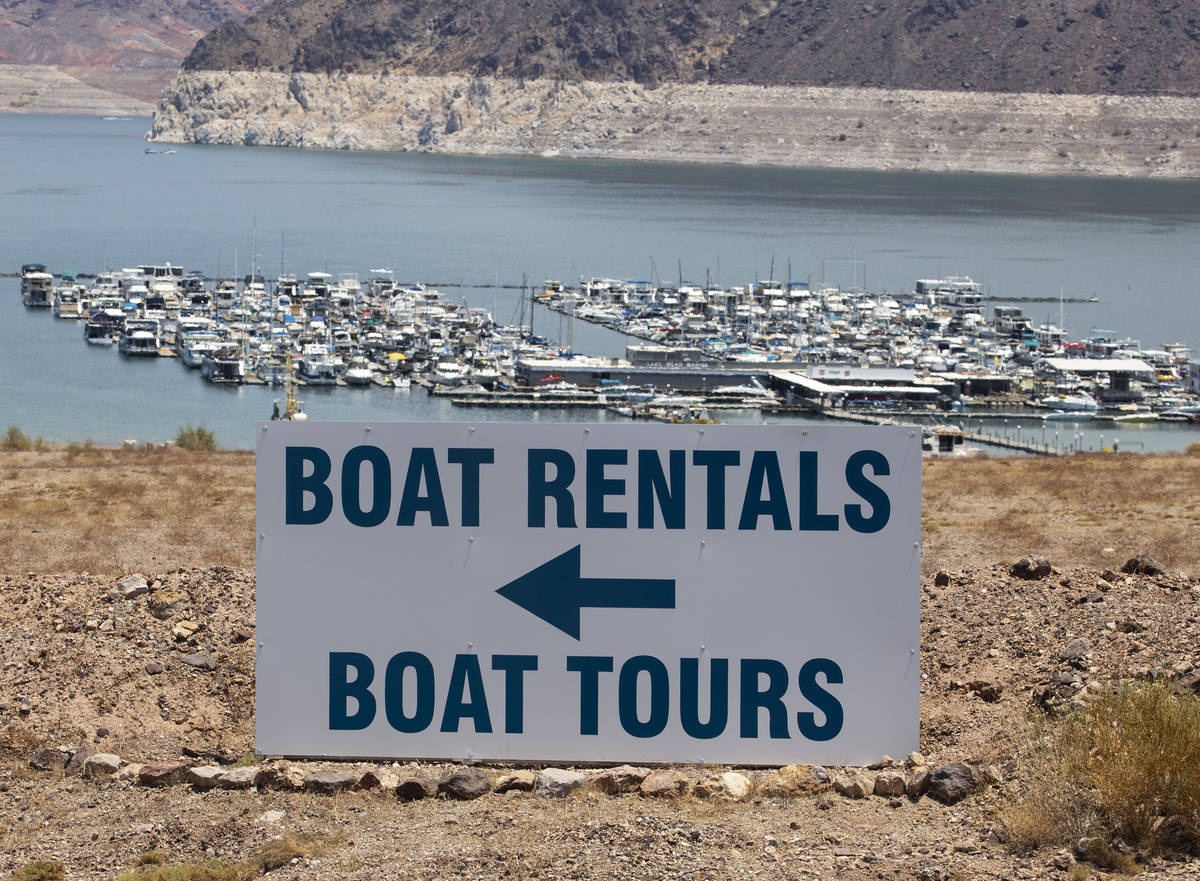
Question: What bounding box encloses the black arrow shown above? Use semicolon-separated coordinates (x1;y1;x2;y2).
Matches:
496;545;675;640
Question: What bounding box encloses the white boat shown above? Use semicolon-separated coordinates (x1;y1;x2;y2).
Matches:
118;318;161;356
343;358;374;386
21;267;54;307
1041;393;1098;412
297;344;339;385
53;284;86;319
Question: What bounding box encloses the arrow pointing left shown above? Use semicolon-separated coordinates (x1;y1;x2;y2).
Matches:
496;545;676;640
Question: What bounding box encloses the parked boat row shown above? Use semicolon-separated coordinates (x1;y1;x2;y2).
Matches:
16;263;1200;426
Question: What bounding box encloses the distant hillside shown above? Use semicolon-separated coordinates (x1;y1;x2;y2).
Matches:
0;0;269;102
184;0;1200;97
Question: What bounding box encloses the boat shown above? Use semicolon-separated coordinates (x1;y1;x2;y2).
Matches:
200;348;246;383
52;283;86;319
1041;393;1099;412
296;344;339;385
21;265;54;308
117;318;161;356
343;357;374;386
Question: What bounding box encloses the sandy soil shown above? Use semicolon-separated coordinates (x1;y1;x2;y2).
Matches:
1;449;1199;880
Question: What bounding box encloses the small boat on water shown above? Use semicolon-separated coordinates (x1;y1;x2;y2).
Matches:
1041;392;1098;412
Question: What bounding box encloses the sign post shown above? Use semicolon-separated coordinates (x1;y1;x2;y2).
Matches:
255;421;921;765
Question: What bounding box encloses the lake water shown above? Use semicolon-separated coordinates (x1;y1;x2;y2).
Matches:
2;113;1199;451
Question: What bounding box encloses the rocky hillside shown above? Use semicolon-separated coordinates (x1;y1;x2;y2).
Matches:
184;0;1200;97
0;0;269;102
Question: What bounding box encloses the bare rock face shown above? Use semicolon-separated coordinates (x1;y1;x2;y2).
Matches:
147;71;1200;180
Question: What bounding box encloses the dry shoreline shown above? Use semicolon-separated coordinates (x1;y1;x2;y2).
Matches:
148;71;1200;178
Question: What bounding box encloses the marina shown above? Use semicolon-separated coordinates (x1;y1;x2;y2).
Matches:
14;260;1199;456
5;115;1200;452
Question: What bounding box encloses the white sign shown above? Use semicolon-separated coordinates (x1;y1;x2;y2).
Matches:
255;421;921;765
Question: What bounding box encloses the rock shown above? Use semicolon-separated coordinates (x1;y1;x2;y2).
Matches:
493;770;538;793
65;743;96;775
1118;618;1146;633
966;680;1003;702
304;770;358;794
256;809;286;825
113;574;149;599
181;651;216;671
873;772;906;797
934;570;951;587
1122;554;1167;576
355;767;400;792
639;769;691;798
29;747;69;772
395;776;439;800
256;764;304;790
440;768;493;800
144;662;164;675
114;763;143;783
148;590;186;620
591;765;649;795
761;764;826;797
233;627;254;642
832;771;874;798
535;767;587;798
138;761;191;786
1011;556;1052;580
1076;591;1105;604
217;766;260;789
906;767;931;798
186;765;224;789
172;621;201;641
83;753;123;777
1060;638;1092;662
694;771;751;801
927;763;975;804
1050;849;1076;870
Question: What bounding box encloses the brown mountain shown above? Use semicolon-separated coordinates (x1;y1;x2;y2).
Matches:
0;0;269;102
183;0;1200;96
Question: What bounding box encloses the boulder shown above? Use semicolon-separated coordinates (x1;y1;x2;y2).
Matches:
1122;554;1168;576
1060;638;1092;663
966;680;1003;702
65;743;96;776
694;771;752;801
186;766;224;789
355;767;400;792
256;764;304;790
303;770;358;794
906;767;931;798
873;772;906;797
535;768;587;798
639;769;690;798
494;770;538;793
440;768;493;800
591;765;649;795
934;571;951;587
1011;556;1052;580
832;771;874;799
83;753;123;778
217;766;261;789
138;761;191;786
395;776;439;800
928;763;975;804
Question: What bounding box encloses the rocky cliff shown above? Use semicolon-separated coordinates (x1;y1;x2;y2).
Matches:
184;0;1200;97
149;70;1200;178
149;0;1200;176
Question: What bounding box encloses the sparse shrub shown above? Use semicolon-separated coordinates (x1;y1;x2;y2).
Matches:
837;133;847;142
1058;150;1069;158
174;425;217;451
10;861;65;881
2;426;32;451
1003;682;1200;854
1186;441;1200;457
117;860;253;881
